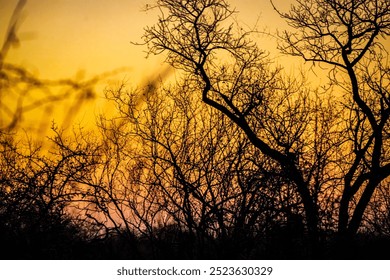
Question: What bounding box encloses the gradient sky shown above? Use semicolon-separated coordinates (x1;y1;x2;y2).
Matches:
0;0;309;135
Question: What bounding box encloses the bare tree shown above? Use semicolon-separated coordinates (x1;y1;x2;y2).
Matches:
273;0;390;238
95;80;285;257
140;0;344;254
0;129;92;258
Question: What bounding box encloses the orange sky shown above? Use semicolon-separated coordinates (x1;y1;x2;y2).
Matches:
1;0;289;77
0;0;322;136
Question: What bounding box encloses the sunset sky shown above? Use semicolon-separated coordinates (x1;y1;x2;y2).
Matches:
0;0;353;136
2;1;390;264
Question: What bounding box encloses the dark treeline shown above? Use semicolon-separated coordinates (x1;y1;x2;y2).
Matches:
1;0;390;259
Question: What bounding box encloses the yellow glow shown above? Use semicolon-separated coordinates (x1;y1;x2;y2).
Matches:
1;0;170;135
2;0;388;137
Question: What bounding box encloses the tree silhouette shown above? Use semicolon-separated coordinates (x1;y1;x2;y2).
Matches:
61;81;295;258
2;0;390;260
140;0;348;254
0;0;112;259
0;130;90;259
140;0;390;256
273;0;390;239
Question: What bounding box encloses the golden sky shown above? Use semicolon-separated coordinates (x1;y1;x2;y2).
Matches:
0;0;308;136
1;0;288;76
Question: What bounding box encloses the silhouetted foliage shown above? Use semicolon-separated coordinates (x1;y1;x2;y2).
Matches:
140;0;390;257
2;0;390;260
0;131;89;259
273;0;390;239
